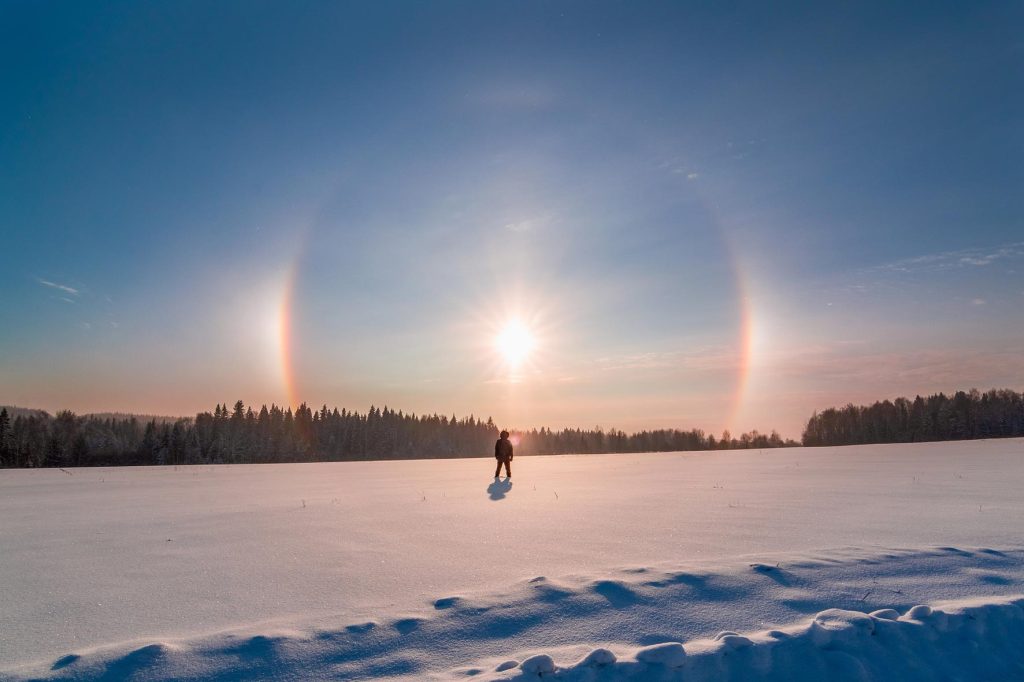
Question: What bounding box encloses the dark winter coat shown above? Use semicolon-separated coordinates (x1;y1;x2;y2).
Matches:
495;438;513;461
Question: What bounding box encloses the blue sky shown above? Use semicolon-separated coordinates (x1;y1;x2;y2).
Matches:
2;1;1021;437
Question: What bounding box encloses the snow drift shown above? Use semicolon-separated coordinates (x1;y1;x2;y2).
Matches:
7;592;1024;681
4;548;1023;681
487;597;1024;681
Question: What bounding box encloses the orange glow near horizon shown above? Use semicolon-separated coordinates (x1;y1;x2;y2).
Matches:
277;264;300;411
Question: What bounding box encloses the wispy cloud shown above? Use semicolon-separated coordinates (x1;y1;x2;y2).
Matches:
590;345;742;374
762;343;1024;390
505;219;539;233
479;345;742;389
866;242;1024;275
37;278;80;296
504;213;556;233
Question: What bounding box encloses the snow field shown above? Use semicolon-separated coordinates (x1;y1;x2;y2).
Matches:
2;438;1024;679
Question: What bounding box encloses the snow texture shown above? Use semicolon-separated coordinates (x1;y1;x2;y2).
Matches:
2;438;1023;680
487;596;1024;680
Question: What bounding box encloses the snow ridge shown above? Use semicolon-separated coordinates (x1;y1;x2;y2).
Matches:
483;596;1024;680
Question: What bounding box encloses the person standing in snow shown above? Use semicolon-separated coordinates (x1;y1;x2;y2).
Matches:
494;430;513;479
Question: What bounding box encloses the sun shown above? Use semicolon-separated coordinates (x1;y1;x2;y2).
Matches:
495;318;536;368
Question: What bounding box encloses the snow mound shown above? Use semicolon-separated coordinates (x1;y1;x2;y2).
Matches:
634;642;686;667
519;654;556;675
490;596;1024;680
5;547;1023;681
575;648;616;667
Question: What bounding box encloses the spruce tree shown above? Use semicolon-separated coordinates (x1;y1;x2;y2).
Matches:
0;407;9;465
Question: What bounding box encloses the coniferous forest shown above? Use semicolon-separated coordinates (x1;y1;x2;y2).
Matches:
2;387;1021;468
802;389;1024;446
0;401;794;468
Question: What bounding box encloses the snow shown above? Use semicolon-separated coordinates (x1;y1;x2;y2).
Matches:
2;438;1023;680
491;597;1024;680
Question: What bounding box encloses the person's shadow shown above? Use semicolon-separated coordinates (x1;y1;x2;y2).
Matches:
487;478;512;501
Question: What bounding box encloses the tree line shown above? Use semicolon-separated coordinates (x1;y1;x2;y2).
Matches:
3;386;1019;468
802;388;1024;446
0;401;794;468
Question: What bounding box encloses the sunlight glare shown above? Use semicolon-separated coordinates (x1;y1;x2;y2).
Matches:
496;319;536;368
